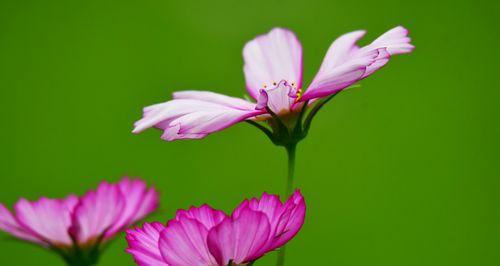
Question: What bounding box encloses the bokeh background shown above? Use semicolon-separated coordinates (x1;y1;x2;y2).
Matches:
0;0;498;265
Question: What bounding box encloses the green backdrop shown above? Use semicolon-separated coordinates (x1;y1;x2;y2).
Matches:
0;0;498;265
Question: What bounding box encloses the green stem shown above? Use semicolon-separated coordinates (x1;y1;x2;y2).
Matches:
64;257;98;266
284;144;296;197
60;248;100;266
276;143;297;266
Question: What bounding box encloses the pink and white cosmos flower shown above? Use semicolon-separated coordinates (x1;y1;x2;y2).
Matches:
126;190;305;266
0;177;159;265
133;26;413;144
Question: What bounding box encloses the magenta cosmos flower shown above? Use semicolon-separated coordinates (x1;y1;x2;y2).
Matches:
133;26;413;146
126;190;305;266
0;177;159;266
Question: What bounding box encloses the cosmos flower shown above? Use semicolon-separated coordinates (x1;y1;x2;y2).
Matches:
126;190;305;266
0;177;159;266
132;26;413;145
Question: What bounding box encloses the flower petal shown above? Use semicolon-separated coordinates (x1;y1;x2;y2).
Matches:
256;80;298;114
71;181;125;244
207;209;271;265
366;25;414;55
268;190;306;250
0;203;45;245
301;26;413;101
133;185;160;222
244;28;302;99
14;196;77;246
173;91;256;110
126;222;169;266
133;99;263;141
233;191;306;253
159;217;217;266
233;193;283;230
313;30;367;74
106;178;159;238
175;204;227;230
301;49;382;100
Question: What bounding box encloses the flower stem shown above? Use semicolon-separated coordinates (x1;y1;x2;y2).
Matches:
59;249;99;266
284;144;296;198
276;143;297;266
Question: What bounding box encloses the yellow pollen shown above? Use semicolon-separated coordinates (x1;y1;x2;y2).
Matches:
295;89;303;102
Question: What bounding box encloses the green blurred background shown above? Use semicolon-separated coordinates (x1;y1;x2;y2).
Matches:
0;0;498;265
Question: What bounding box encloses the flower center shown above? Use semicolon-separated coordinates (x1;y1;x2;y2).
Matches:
256;80;302;114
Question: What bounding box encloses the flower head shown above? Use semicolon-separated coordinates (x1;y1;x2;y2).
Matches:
126;190;306;266
133;26;413;145
0;177;159;265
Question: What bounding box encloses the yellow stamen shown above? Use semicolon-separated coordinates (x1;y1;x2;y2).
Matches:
295;88;303;102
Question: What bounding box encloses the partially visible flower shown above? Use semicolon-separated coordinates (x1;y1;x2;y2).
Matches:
0;177;159;266
133;26;413;145
126;190;305;266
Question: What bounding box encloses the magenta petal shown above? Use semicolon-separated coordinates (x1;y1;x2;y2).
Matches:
72;181;125;244
243;28;303;99
207;209;271;265
233;191;306;253
175;204;227;230
268;190;306;250
107;178;159;238
159;217;217;266
14;196;76;246
133;185;160;222
126;222;168;266
0;203;44;245
233;193;283;230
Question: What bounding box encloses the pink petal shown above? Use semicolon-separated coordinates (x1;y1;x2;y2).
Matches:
233;192;284;231
159;217;217;266
0;203;45;245
256;80;298;114
243;28;303;99
126;222;169;266
233;191;306;253
313;30;367;74
366;26;414;55
133;99;263;141
207;209;271;265
14;196;77;246
175;204;227;230
301;26;413;101
268;190;306;250
71;181;125;244
301;49;382;100
133;185;160;222
107;178;159;237
173;91;256;110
